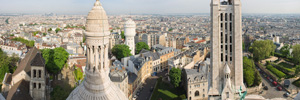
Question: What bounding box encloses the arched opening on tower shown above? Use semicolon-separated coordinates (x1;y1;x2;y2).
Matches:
221;0;232;5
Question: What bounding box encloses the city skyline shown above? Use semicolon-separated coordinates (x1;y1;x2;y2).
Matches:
0;0;300;15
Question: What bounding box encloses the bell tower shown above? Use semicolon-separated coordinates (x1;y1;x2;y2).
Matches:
208;0;245;99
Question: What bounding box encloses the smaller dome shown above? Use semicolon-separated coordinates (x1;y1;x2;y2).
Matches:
224;63;231;74
125;19;136;26
124;18;136;37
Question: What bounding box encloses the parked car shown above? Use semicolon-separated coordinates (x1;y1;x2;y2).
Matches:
262;83;265;86
277;86;283;91
272;81;278;86
284;92;290;97
150;87;154;92
264;86;268;90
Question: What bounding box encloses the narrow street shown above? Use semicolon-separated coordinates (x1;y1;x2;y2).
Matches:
136;71;167;100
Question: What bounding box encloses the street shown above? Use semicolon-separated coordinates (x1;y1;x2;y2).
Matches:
136;71;167;100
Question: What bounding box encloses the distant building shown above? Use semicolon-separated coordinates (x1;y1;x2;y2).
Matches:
0;38;27;58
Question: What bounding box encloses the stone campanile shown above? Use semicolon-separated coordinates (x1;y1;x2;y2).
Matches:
67;0;128;100
124;19;136;55
208;0;245;100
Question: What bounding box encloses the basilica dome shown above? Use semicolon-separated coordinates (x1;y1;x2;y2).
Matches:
85;0;110;37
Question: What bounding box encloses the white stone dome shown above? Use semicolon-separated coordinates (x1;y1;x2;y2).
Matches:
124;19;136;37
85;0;110;37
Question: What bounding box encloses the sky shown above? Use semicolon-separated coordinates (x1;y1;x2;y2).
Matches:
0;0;300;15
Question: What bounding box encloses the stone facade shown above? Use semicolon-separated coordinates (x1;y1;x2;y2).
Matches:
208;0;245;99
183;60;209;100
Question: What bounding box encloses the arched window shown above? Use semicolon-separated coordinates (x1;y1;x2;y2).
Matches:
195;91;200;97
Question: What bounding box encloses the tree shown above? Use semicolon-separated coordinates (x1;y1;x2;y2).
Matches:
251;40;276;62
292;44;300;65
33;31;39;36
55;28;61;33
48;28;52;32
50;85;73;100
243;57;261;87
74;66;84;81
41;47;69;74
43;33;47;36
121;31;125;39
254;71;262;86
135;42;150;54
169;68;181;88
280;44;291;58
112;45;132;60
0;49;19;82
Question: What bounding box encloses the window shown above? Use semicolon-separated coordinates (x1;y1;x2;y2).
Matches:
221;32;223;43
39;83;41;89
227;92;230;98
33;70;36;78
221;53;223;62
230;36;232;43
195;91;200;97
225;23;228;30
225;45;228;51
39;70;41;78
203;94;205;97
225;55;228;61
221;23;223;29
225;13;228;21
230;57;232;61
225;34;228;43
220;13;223;21
33;83;36;88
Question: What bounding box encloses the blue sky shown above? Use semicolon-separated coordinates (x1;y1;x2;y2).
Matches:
0;0;300;15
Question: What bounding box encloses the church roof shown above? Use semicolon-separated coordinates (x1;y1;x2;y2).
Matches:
6;80;33;100
31;53;45;67
13;47;39;76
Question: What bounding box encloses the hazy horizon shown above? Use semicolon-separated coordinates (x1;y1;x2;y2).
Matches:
0;0;300;15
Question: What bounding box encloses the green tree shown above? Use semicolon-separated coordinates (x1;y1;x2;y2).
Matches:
254;71;262;86
48;28;52;32
12;37;35;47
251;40;276;62
50;86;73;100
41;47;69;74
74;66;84;81
121;31;125;39
53;47;69;71
33;31;39;36
112;45;132;60
55;28;61;33
280;44;291;58
244;70;255;86
292;44;300;64
135;42;150;54
43;33;47;36
0;49;19;82
169;68;181;88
